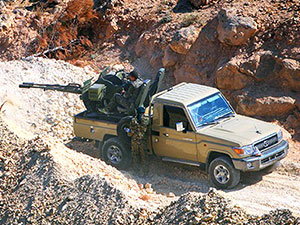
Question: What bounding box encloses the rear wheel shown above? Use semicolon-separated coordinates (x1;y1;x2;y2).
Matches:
209;156;240;189
102;137;132;170
117;116;133;144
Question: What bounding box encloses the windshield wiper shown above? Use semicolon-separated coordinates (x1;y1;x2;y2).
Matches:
199;121;219;127
215;112;235;121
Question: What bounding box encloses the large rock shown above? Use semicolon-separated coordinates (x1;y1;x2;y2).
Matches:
279;58;300;91
135;31;153;57
169;26;199;55
216;59;253;90
162;46;179;68
150;52;163;68
105;19;118;39
174;64;208;84
217;9;258;46
235;94;296;118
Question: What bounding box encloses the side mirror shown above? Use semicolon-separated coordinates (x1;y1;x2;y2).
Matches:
176;122;185;132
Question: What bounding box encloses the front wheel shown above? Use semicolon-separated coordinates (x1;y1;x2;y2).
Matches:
208;156;240;189
102;137;132;170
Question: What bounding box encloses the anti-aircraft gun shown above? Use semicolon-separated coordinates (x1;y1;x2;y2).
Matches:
19;68;111;112
19;67;166;115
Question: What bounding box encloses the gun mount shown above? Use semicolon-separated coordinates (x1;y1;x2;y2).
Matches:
19;67;165;116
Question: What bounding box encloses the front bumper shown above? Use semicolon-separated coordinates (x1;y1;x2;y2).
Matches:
232;140;289;172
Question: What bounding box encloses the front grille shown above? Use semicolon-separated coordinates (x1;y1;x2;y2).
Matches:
254;134;278;152
261;150;285;165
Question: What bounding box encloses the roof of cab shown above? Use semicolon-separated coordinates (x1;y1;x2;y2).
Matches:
154;83;219;106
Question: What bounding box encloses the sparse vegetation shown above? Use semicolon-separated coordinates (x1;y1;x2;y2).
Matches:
36;0;98;59
180;13;205;27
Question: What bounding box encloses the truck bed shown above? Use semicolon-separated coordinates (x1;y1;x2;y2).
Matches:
73;111;125;141
75;111;125;123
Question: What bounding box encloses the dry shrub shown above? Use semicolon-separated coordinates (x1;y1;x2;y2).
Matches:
36;0;98;60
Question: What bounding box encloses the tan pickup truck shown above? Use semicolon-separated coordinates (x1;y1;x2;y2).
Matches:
73;82;289;189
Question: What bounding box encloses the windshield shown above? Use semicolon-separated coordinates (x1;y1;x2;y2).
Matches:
187;93;234;128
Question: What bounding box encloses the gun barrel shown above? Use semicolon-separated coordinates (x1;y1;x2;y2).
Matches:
19;82;83;94
19;83;34;88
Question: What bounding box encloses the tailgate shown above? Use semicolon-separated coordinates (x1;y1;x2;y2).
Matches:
73;115;117;141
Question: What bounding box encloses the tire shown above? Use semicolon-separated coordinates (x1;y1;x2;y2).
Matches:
117;116;133;145
102;137;132;170
208;156;240;189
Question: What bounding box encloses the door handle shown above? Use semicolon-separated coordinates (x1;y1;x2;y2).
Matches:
163;133;169;137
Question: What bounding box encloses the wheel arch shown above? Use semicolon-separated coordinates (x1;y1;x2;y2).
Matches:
206;151;233;172
103;134;117;143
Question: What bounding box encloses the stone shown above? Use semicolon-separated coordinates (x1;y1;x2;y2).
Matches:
162;46;179;67
167;192;175;197
0;1;5;9
216;60;253;90
139;194;151;201
235;94;296;117
217;9;258;46
116;35;129;48
279;58;300;91
183;205;191;212
135;31;152;57
174;64;208;84
284;115;299;129
190;0;210;8
144;183;151;189
150;53;163;68
105;19;118;39
145;188;153;194
169;26;199;55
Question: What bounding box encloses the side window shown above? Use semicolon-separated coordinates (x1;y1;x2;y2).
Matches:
163;105;192;131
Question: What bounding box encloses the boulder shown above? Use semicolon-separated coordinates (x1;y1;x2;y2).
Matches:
284;114;299;129
174;65;207;84
116;35;129;48
150;53;163;68
235;94;296;118
162;46;179;67
105;19;118;39
254;52;277;80
135;31;152;57
190;0;210;8
216;60;253;90
279;58;300;91
217;9;258;46
169;26;199;55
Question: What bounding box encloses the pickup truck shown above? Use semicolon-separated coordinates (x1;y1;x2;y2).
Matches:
73;82;289;189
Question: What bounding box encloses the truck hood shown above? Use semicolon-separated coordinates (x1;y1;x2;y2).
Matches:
197;114;279;146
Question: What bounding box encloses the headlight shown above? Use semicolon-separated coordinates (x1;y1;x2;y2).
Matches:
277;130;283;141
233;145;261;156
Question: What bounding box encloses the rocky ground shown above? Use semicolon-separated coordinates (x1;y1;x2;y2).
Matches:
1;0;300;224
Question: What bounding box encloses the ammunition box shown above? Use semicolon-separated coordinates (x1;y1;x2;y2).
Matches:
88;84;105;101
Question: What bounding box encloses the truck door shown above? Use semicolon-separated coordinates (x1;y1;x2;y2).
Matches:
152;105;197;161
